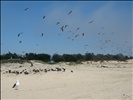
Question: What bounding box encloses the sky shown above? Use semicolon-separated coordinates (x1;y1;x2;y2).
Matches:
1;1;133;56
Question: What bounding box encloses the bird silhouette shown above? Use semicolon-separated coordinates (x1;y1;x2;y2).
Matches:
68;10;72;15
43;16;46;19
18;32;23;37
18;34;20;37
61;26;64;31
41;33;44;37
76;27;80;30
101;27;104;29
19;41;22;43
75;34;79;38
84;44;88;47
56;22;60;25
88;20;93;23
24;8;29;11
82;33;84;36
65;25;68;28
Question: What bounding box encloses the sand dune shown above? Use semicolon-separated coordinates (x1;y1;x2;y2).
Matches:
1;60;133;100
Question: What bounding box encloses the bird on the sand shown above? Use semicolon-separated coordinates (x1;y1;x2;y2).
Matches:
12;80;20;90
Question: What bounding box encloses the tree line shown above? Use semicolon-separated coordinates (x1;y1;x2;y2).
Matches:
0;52;132;62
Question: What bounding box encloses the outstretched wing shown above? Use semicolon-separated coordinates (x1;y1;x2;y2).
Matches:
12;83;16;88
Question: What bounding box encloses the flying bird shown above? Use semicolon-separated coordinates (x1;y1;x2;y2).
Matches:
19;41;22;43
67;10;72;15
18;32;23;37
65;25;68;28
84;44;88;47
41;33;44;37
24;8;29;11
88;20;93;23
76;27;80;30
12;80;19;90
75;34;79;38
101;27;104;29
56;22;60;25
61;26;64;31
43;16;46;19
18;34;20;37
82;33;84;36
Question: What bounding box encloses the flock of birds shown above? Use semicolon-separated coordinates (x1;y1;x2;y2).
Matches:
5;66;73;75
15;7;132;56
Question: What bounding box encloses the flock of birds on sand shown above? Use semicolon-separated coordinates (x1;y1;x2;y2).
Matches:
11;7;131;56
5;67;73;75
4;62;73;75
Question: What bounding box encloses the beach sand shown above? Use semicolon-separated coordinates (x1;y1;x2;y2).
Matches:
1;60;133;100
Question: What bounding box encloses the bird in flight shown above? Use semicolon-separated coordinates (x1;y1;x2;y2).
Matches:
24;8;29;11
65;25;68;28
75;34;79;38
88;20;93;24
43;16;46;19
18;32;23;37
18;34;20;37
101;27;104;29
12;80;19;90
67;10;72;15
82;33;84;36
76;27;80;30
41;33;44;37
19;41;22;43
56;22;60;25
61;26;64;31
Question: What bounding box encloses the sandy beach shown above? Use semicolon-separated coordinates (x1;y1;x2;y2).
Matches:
1;60;133;100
